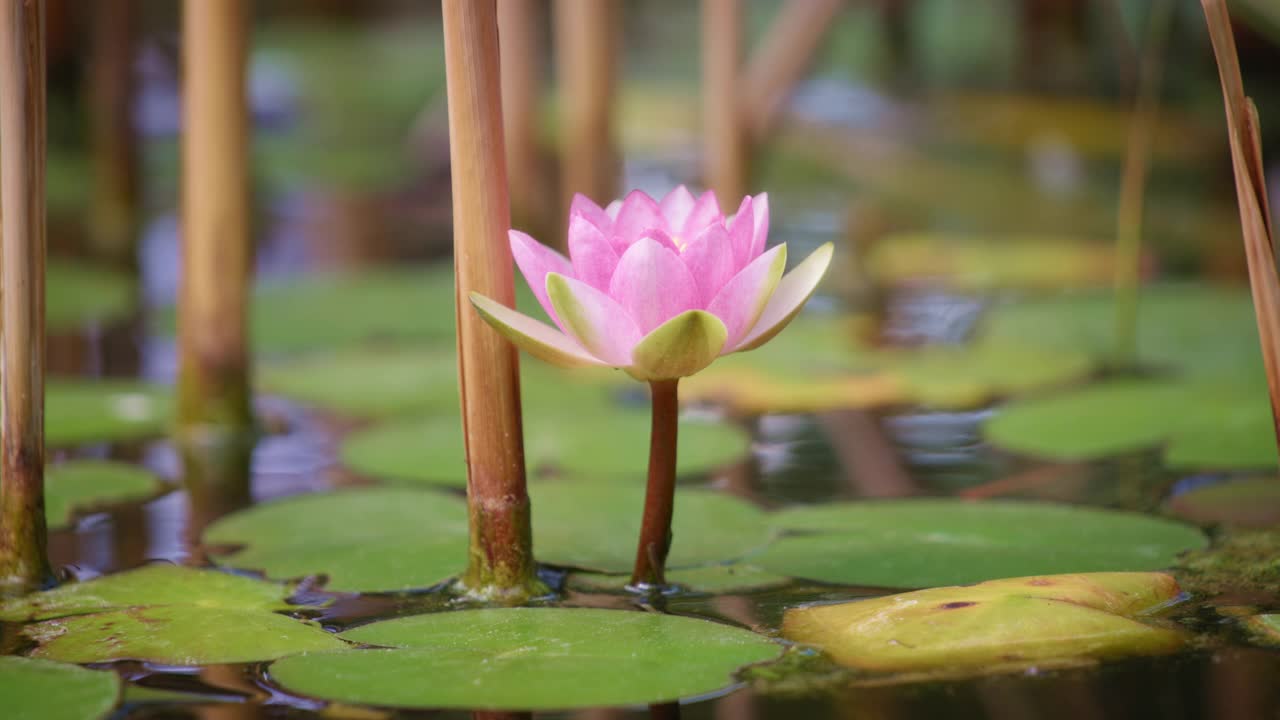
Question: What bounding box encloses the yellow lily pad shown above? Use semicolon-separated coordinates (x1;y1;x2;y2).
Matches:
866;233;1118;292
783;572;1184;674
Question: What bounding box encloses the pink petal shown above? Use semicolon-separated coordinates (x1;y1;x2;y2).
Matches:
749;192;770;261
510;230;573;327
707;244;788;350
659;185;697;230
608;237;700;335
735;242;833;352
546;272;643;367
726;195;755;268
680;223;738;306
639;228;682;256
567;215;620;292
681;190;723;235
569;193;613;234
613;189;668;243
604;200;622;219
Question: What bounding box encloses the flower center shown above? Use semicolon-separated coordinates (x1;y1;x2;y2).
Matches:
672;235;688;253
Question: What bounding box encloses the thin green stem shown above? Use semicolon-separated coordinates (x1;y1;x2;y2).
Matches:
631;379;680;588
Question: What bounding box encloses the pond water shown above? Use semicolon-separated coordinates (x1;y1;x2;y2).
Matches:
11;194;1275;718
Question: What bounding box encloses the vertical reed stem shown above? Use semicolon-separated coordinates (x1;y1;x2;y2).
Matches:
741;0;843;141
703;0;747;203
553;0;618;234
177;0;254;438
0;0;52;596
1201;0;1280;455
499;0;546;234
631;379;680;589
443;0;541;601
88;0;139;267
1112;0;1173;368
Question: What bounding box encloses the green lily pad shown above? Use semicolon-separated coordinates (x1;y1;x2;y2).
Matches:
568;563;789;594
44;461;165;530
531;483;774;573
341;410;749;487
46;260;135;333
261;345;624;419
25;605;346;665
47;379;173;446
269;607;780;710
0;564;302;622
157;264;543;354
980;284;1267;377
2;564;341;665
866;234;1118;292
1166;477;1280;529
783;572;1184;673
1245;614;1280;647
0;656;121;720
756;499;1207;588
204;487;470;593
983;380;1277;470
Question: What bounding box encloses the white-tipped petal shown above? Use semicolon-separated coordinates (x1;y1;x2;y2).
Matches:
734;242;833;352
470;292;607;369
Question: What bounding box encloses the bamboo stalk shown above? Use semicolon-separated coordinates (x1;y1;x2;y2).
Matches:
0;0;52;596
499;0;547;234
1112;0;1174;367
443;0;541;601
630;379;679;588
740;0;843;142
87;0;139;267
553;0;618;233
177;0;254;437
703;0;747;203
1201;0;1280;456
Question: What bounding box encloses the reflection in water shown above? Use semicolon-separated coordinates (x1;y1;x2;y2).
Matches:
178;433;254;563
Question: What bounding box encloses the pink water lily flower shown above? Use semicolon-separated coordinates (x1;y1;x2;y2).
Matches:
470;187;833;381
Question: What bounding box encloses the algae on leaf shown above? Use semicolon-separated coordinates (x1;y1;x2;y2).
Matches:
270;607;780;710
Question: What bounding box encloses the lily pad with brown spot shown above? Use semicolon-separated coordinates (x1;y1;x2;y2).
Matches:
0;564;340;666
783;572;1184;673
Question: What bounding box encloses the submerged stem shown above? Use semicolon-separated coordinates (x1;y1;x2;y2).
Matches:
631;379;681;588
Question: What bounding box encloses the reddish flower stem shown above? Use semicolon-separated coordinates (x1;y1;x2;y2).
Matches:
631;379;681;588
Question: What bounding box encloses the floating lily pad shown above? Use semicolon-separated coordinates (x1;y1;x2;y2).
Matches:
3;564;340;665
261;345;623;419
44;461;165;530
47;379;173;446
756;499;1206;588
270;607;780;710
1245;614;1280;647
866;234;1117;291
46;260;135;333
204;487;470;593
984;380;1277;470
783;572;1184;673
981;284;1267;377
26;605;345;665
1166;477;1280;529
531;483;774;573
685;314;1093;413
158;264;543;354
0;564;301;622
568;563;789;594
0;656;121;720
341;410;748;487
